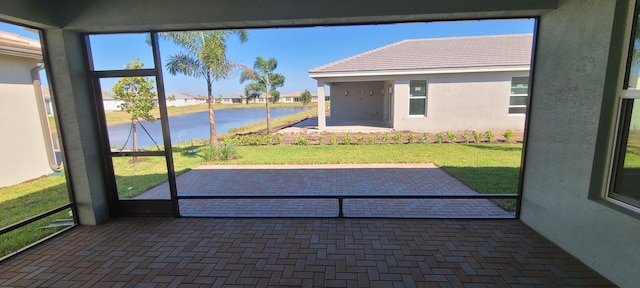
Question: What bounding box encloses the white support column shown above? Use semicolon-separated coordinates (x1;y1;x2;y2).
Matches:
316;80;326;130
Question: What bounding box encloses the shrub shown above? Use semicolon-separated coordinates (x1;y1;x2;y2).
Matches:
273;134;283;145
218;142;238;160
393;133;403;144
355;135;366;144
382;133;390;143
318;135;325;145
367;135;378;144
445;131;457;143
330;135;338;145
343;134;352;145
200;144;218;162
200;142;238;161
250;136;262;146
241;135;251;145
407;134;416;143
472;131;482;143
462;132;471;143
435;133;445;144
263;134;273;145
503;129;514;143
295;136;310;145
420;133;429;144
485;131;495;142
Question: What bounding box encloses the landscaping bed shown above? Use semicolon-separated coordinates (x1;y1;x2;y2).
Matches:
225;129;524;146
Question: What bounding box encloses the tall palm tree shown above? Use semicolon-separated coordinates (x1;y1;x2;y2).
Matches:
240;56;285;133
162;30;248;144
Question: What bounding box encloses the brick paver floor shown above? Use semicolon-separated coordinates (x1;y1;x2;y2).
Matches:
0;218;615;287
136;164;514;218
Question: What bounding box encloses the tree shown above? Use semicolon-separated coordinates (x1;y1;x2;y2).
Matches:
244;86;260;104
161;30;248;144
300;89;312;108
112;58;157;160
240;56;285;133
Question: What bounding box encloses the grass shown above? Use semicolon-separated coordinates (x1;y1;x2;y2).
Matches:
625;130;640;168
0;175;69;228
114;146;204;199
0;174;71;258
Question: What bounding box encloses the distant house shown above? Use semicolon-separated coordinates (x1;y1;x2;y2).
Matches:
0;31;55;187
41;86;53;116
101;90;124;111
279;91;296;103
309;34;532;132
165;92;206;107
220;93;246;104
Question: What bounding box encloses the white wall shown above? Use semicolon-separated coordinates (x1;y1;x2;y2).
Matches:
521;1;640;287
102;99;122;111
0;54;51;187
329;81;385;121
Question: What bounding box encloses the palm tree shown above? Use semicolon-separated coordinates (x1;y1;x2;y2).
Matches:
240;57;285;133
162;30;248;144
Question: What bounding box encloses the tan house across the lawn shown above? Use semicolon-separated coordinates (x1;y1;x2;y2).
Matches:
309;34;532;132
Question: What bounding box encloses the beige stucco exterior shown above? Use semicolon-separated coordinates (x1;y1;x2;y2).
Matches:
320;70;528;132
0;53;51;187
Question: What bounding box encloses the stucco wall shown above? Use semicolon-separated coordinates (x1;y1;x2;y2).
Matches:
329;81;385;121
391;71;528;132
0;54;51;187
521;1;640;287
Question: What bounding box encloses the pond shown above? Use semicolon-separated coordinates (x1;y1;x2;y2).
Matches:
108;107;304;149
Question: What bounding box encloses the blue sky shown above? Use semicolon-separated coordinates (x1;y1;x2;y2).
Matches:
1;19;535;96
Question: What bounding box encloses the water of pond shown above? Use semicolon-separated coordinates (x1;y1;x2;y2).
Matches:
108;107;304;149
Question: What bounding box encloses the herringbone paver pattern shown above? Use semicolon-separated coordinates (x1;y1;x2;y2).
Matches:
0;218;614;287
137;164;513;218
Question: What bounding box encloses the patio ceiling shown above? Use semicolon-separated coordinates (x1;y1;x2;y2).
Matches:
1;0;558;32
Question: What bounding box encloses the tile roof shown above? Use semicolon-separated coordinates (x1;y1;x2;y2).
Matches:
221;93;245;99
166;92;205;100
309;34;532;75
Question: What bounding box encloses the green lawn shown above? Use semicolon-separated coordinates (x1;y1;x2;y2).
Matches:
625;130;640;168
0;174;71;258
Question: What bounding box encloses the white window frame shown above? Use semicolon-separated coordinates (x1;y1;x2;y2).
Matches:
409;80;427;116
508;77;529;115
606;0;640;212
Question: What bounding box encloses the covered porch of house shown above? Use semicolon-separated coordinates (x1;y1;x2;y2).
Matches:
314;80;395;131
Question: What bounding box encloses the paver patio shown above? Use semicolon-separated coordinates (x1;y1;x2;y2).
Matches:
135;164;513;218
0;217;615;287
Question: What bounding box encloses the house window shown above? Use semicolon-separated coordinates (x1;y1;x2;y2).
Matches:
409;80;427;116
509;77;529;114
609;1;640;209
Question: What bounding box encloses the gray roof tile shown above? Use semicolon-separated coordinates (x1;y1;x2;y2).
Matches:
310;34;532;74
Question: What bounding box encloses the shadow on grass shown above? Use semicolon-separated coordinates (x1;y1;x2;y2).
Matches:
440;166;520;212
0;180;69;228
0;177;72;258
463;144;522;152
